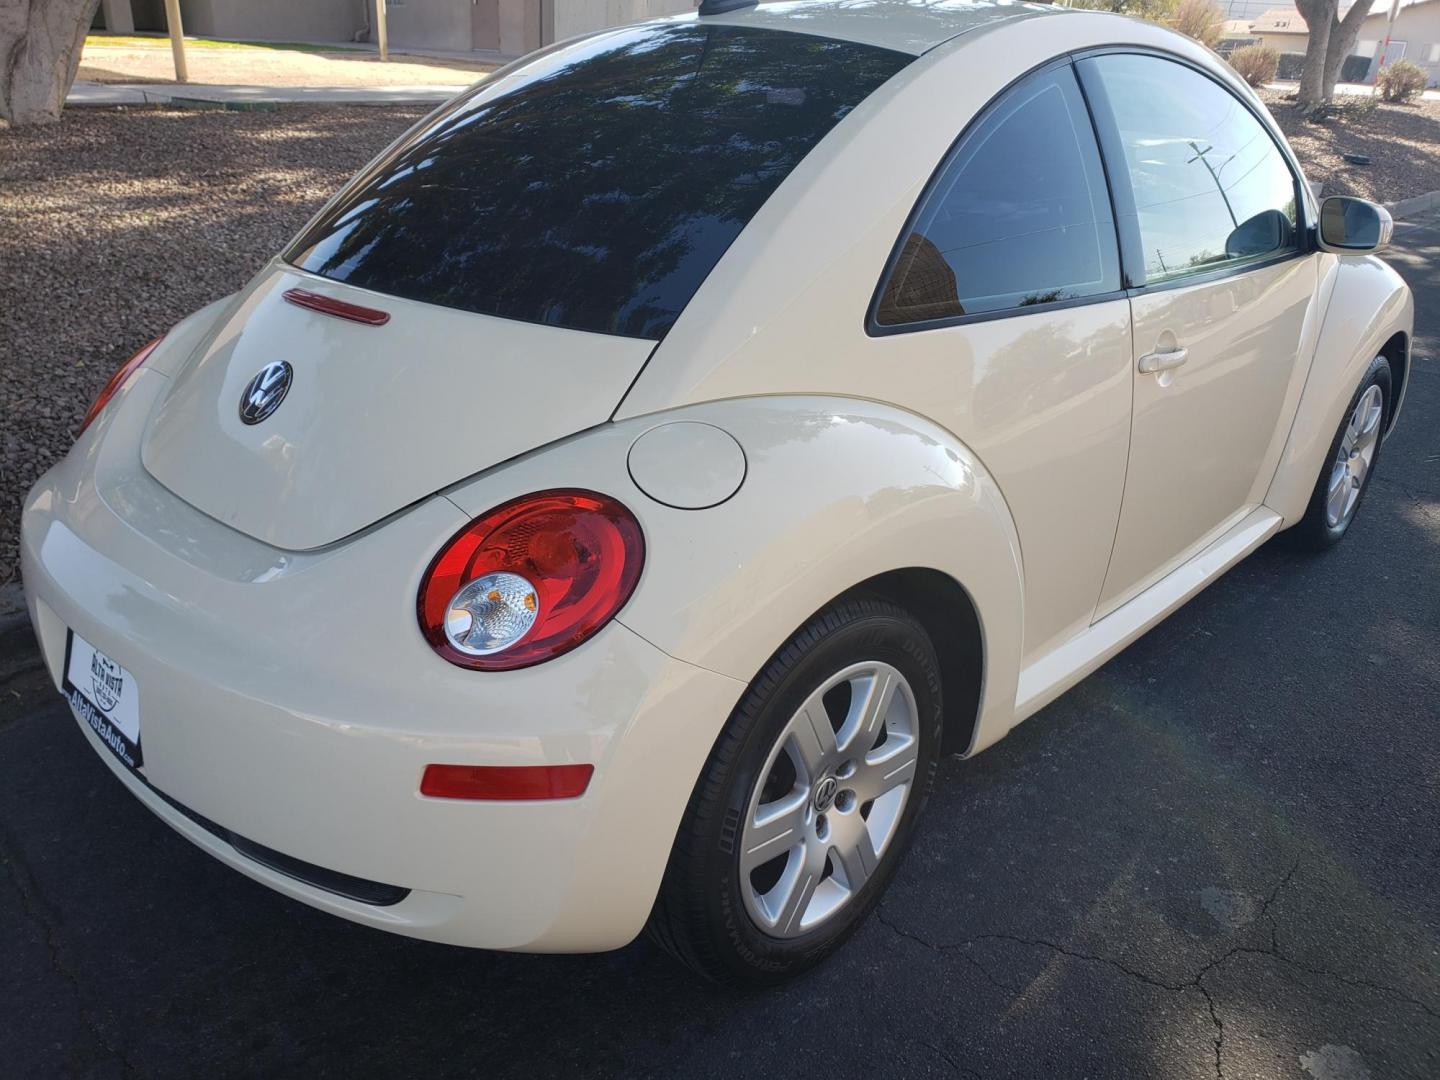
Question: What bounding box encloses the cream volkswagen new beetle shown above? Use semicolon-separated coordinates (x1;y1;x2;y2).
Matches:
21;0;1412;984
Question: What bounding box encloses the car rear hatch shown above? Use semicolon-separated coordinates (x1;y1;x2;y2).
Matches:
140;267;653;550
140;20;910;550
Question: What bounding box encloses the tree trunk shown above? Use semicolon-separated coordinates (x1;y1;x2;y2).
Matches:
0;0;101;126
1322;0;1376;94
1294;0;1334;114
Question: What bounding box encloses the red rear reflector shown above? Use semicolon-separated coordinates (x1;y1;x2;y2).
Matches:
282;287;391;326
420;764;594;801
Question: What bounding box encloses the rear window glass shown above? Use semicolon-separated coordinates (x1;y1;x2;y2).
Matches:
285;24;908;340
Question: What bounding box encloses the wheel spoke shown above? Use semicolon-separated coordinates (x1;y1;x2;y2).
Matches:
1326;463;1350;524
847;668;898;753
852;738;919;804
741;793;807;873
771;847;824;935
1359;389;1384;437
833;825;879;894
1351;454;1370;489
789;689;838;778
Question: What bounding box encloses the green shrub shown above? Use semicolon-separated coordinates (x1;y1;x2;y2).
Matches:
1228;44;1279;88
1308;96;1379;122
1377;59;1428;103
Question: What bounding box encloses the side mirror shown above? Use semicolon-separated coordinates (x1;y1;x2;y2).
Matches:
1226;208;1294;259
1318;196;1393;254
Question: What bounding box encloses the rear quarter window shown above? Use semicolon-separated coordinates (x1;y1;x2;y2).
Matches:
286;24;909;339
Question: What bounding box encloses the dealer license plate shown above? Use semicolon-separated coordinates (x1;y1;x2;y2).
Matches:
63;630;143;770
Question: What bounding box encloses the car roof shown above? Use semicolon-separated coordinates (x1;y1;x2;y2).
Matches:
680;0;1069;56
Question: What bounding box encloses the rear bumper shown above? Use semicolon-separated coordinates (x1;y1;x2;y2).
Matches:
20;369;743;951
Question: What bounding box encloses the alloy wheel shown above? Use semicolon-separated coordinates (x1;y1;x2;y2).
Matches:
1326;384;1384;529
738;661;919;938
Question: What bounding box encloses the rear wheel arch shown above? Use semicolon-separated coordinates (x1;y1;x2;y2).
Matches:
837;568;984;757
705;567;987;764
603;395;1025;745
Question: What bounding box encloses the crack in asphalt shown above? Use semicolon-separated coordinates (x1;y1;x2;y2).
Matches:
874;861;1437;1079
1371;773;1435;817
1254;861;1439;1023
875;907;1023;995
1373;473;1440;521
0;819;140;1076
1258;861;1299;956
917;1038;983;1079
1195;983;1224;1080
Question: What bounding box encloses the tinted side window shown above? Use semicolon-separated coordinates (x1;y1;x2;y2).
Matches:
875;65;1119;327
1083;54;1300;285
286;25;908;340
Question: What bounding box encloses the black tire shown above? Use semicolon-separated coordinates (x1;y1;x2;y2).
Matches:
1284;356;1391;552
646;597;943;986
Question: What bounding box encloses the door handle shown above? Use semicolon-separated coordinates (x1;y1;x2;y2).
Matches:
1138;347;1188;374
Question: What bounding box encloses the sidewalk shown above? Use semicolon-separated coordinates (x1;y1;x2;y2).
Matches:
67;80;465;107
1265;78;1440;101
73;32;496;107
79;33;496;89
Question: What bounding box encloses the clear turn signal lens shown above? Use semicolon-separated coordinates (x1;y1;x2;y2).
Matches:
444;571;540;656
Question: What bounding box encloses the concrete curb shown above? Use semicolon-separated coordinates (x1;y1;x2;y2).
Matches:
1310;183;1440;221
1385;190;1440;220
66;80;461;108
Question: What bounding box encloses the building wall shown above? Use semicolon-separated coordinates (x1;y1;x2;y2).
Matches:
178;0;366;43
382;0;690;55
1249;29;1307;54
1356;3;1440;85
107;0;711;58
126;0;169;32
97;0;136;33
499;0;542;55
552;0;692;43
384;0;473;52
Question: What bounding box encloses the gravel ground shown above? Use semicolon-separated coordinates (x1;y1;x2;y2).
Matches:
0;105;426;586
1261;89;1440;202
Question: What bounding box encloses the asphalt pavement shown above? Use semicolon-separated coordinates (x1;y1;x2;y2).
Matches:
2;216;1438;1079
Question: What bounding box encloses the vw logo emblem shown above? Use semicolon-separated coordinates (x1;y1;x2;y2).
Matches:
239;361;293;425
813;775;839;813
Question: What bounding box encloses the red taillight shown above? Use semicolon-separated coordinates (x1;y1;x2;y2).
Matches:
417;489;644;671
420;763;594;800
78;337;162;437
